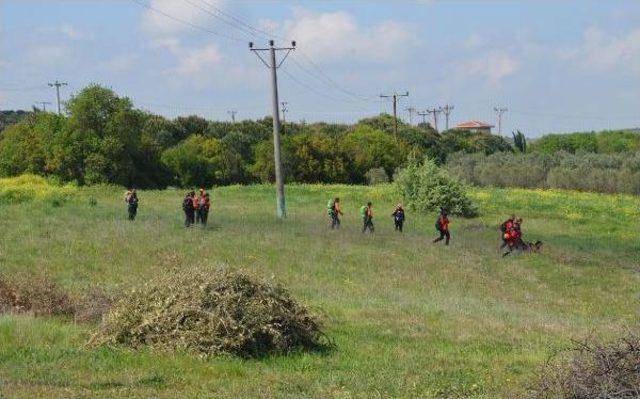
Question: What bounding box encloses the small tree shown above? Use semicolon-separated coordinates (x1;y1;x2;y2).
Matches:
395;156;478;217
513;130;527;153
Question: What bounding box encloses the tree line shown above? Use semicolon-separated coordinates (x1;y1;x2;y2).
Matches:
0;85;513;188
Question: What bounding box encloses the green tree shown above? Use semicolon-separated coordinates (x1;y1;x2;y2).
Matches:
340;126;404;183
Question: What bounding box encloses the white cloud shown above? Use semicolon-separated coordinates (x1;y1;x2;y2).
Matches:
141;0;222;37
105;54;139;74
282;9;413;63
27;45;73;67
455;51;519;86
61;24;82;39
174;44;222;76
574;27;640;73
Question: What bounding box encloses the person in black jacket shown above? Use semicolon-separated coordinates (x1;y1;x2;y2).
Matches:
182;191;195;227
126;188;139;221
391;204;405;232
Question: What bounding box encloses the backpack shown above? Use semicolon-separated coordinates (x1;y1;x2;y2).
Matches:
360;205;367;218
435;218;442;231
182;197;192;211
327;199;335;213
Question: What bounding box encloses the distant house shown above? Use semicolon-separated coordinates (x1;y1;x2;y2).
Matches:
454;120;494;134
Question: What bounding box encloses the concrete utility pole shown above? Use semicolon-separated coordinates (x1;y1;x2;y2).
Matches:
405;106;417;125
417;110;429;125
35;101;52;112
441;104;454;131
380;91;409;141
250;40;296;220
280;101;288;135
227;110;237;123
425;107;443;133
47;80;68;115
494;106;508;135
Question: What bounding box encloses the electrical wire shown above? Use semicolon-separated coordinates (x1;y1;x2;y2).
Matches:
130;0;245;43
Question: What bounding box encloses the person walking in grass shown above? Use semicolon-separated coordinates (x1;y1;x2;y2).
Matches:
500;214;516;250
392;203;405;232
183;191;195;227
125;188;139;221
196;188;206;224
327;197;343;229
200;192;211;226
193;188;202;224
361;202;374;233
433;208;450;245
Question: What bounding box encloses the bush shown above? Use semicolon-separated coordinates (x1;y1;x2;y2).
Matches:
395;157;478;217
527;334;640;399
0;274;74;316
0;174;76;205
90;267;326;357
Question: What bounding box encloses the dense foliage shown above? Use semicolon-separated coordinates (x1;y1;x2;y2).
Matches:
529;130;640;154
395;157;478;217
447;151;640;194
0;85;514;188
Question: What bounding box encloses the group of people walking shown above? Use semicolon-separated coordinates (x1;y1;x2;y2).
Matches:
123;190;535;255
183;188;211;227
326;198;450;244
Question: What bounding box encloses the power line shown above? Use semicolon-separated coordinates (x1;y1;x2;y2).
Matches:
249;39;296;220
423;107;443;132
494;106;508;135
380;91;409;141
441;104;454;131
34;101;52;112
181;0;255;40
197;0;280;40
48;80;68;115
130;0;245;43
227;110;238;123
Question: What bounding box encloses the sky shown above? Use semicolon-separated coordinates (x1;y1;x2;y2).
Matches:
1;0;639;137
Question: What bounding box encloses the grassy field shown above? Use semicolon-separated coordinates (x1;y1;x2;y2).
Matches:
0;181;639;398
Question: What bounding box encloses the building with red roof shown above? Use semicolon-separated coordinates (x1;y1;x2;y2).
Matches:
454;120;494;134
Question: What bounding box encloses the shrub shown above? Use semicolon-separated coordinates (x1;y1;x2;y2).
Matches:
395;157;478;217
0;274;74;316
0;174;76;205
527;334;640;399
90;267;326;357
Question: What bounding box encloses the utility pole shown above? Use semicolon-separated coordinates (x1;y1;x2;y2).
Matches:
405;106;417;125
250;40;296;220
494;106;508;135
441;104;454;131
380;91;409;141
417;110;429;125
35;101;52;112
280;101;288;135
47;80;68;115
425;107;443;132
227;110;237;123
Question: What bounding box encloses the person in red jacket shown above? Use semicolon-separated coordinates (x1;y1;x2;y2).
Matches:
433;208;450;245
200;192;211;226
500;215;516;249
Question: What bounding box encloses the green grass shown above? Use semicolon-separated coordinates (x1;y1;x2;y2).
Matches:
0;183;639;398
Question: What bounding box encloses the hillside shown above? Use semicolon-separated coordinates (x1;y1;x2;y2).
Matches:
0;183;639;398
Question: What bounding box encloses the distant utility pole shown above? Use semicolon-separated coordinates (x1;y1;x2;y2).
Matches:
249;39;296;220
405;106;417;125
35;101;52;112
47;80;68;115
416;110;429;125
425;107;443;132
280;101;288;134
494;106;508;135
441;104;454;131
380;91;409;141
227;110;237;123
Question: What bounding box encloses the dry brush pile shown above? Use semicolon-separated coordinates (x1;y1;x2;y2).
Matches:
527;334;640;399
90;268;327;358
